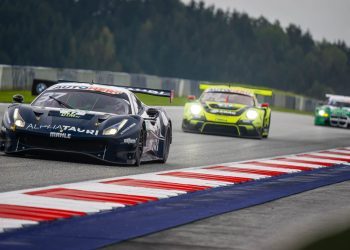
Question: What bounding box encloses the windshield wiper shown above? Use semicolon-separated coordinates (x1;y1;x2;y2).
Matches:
49;95;74;109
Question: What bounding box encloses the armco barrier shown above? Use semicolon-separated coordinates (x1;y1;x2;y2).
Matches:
0;64;318;112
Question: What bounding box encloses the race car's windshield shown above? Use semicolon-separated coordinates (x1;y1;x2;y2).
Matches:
200;92;255;106
328;100;350;108
32;90;131;114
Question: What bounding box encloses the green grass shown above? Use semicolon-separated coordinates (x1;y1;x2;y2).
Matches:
0;90;314;116
271;106;313;116
136;93;187;106
0;90;35;103
0;90;187;106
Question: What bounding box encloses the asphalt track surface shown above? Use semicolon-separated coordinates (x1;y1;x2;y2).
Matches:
1;103;350;249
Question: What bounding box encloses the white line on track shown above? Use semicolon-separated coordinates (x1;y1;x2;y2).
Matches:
0;146;349;233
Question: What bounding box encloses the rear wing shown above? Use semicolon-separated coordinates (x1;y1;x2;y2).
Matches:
32;79;174;102
116;85;174;103
199;83;272;97
326;94;350;103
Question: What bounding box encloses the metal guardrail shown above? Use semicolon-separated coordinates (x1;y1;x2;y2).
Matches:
0;64;319;112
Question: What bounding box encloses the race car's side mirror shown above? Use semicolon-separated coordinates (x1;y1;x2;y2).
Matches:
261;103;269;108
13;94;24;103
146;108;159;118
187;95;196;101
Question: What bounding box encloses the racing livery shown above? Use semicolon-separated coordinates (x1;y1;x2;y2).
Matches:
314;94;350;128
0;81;173;166
182;84;272;138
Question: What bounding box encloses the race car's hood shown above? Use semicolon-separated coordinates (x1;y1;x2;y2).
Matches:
6;104;140;138
202;101;248;116
325;105;350;116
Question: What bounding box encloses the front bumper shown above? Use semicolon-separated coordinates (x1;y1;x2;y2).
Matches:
182;119;262;138
0;129;139;165
314;115;349;128
330;115;349;128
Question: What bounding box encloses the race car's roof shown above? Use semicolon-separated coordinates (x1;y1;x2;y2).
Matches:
326;94;350;103
200;84;272;97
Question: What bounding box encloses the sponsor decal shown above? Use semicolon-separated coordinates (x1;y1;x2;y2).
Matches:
52;84;171;97
120;123;136;135
216;103;234;108
26;123;99;135
210;109;236;115
53;85;122;95
59;110;86;118
123;138;137;144
49;132;71;139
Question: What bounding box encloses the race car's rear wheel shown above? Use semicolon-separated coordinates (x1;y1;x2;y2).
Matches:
134;129;145;167
159;127;171;163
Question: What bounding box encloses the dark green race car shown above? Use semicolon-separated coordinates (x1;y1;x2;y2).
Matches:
314;94;350;128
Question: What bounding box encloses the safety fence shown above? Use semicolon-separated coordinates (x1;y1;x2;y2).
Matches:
0;64;319;112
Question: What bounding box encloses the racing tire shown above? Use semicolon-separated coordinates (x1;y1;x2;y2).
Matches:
262;114;271;138
134;129;145;167
181;120;187;132
262;124;270;138
159;127;171;164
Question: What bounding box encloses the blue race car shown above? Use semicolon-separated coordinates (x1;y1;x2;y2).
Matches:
0;81;173;166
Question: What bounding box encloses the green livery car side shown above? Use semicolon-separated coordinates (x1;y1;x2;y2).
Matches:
182;84;272;139
314;94;350;128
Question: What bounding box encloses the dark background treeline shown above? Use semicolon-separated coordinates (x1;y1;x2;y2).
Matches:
0;0;349;98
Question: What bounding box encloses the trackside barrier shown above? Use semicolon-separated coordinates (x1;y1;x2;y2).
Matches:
0;64;318;112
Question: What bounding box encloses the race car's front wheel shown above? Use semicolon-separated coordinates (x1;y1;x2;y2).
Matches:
159;127;171;163
134;129;145;166
262;115;271;138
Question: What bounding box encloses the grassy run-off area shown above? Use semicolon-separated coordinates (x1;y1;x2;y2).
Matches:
0;90;312;115
0;90;187;106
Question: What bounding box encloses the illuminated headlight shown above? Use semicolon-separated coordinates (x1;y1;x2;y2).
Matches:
190;104;202;115
103;119;128;136
13;108;25;128
246;109;258;120
318;110;328;117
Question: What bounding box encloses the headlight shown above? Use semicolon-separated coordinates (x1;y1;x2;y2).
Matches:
103;119;128;136
13;108;25;128
190;104;202;115
318;110;329;117
246;109;258;120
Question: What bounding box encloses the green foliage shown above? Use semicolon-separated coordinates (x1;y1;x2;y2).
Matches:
0;0;350;99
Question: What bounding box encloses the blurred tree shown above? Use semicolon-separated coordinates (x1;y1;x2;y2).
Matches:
0;0;349;98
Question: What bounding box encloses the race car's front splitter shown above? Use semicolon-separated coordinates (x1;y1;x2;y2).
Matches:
315;115;349;128
330;115;349;128
182;119;262;138
0;129;142;165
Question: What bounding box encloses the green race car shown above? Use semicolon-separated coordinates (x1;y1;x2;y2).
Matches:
314;94;350;128
182;84;272;138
